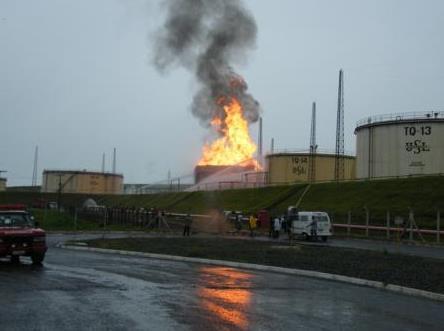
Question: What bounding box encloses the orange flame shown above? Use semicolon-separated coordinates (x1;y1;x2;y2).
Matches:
198;97;260;168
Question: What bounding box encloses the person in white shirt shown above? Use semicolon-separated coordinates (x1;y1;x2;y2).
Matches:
273;217;281;238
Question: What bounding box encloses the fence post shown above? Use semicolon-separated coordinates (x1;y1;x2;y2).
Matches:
74;208;78;231
409;208;414;241
102;209;107;239
347;211;351;236
386;211;390;239
437;210;441;244
364;206;369;237
408;208;415;241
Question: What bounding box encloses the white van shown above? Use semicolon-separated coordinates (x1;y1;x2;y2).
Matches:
289;210;333;242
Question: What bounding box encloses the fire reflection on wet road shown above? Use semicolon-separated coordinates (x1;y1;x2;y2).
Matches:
197;267;252;330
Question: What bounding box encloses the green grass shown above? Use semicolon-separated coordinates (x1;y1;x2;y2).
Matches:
31;209;96;231
298;176;444;227
2;175;444;229
31;209;147;232
300;177;443;212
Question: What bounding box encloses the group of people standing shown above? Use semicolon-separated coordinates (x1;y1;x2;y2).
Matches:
240;213;290;239
181;211;319;240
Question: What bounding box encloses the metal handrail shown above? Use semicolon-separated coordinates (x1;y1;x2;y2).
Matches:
43;169;124;176
267;148;355;157
356;111;444;128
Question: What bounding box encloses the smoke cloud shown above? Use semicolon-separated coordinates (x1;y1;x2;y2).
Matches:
153;0;260;128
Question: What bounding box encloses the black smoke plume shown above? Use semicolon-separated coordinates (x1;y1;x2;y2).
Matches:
153;0;260;128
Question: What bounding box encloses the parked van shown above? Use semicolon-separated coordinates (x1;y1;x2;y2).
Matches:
288;208;332;241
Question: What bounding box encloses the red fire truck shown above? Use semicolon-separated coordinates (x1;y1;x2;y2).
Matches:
0;204;47;264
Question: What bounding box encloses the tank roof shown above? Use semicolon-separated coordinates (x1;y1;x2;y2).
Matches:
355;111;444;132
43;169;123;178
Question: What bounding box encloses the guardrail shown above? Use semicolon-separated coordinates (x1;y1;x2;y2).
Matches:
267;148;355;157
333;223;444;236
356;110;444;128
144;211;444;242
71;207;442;244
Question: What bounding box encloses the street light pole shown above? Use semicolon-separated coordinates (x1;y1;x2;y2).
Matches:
57;175;62;212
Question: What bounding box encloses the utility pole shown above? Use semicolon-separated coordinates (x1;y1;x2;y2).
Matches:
309;102;317;182
57;174;62;212
258;117;263;165
334;69;345;181
112;148;117;193
101;153;106;173
32;146;38;186
112;148;116;173
168;170;172;192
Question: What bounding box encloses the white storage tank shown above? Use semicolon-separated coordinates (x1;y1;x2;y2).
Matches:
355;111;444;179
0;177;6;191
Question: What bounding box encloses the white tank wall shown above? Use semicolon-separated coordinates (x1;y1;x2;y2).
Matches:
41;171;124;194
0;178;6;191
356;121;444;178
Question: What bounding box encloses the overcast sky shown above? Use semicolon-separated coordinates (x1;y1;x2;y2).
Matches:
1;0;443;186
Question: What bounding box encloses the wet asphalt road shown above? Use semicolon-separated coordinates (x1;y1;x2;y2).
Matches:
0;235;443;330
47;231;444;260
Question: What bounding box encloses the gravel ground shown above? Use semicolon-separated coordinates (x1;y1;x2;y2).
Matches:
82;237;444;294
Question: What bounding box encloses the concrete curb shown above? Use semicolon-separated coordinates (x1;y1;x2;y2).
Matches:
61;244;444;303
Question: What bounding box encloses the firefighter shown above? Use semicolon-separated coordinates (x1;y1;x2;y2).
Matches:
310;218;318;241
248;214;257;237
183;214;192;236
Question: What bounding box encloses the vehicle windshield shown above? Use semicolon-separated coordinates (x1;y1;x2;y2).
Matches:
298;215;310;222
313;215;329;222
0;213;32;228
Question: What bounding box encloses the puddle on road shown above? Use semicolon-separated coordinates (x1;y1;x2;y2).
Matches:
196;266;253;330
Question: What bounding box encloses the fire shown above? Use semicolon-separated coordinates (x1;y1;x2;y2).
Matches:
198;97;260;168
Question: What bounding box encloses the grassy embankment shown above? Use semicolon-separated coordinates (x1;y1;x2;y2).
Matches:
2;175;444;231
30;209;143;232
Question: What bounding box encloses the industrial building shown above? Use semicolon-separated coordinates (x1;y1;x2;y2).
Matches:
0;177;6;191
266;152;356;184
355;111;444;179
41;170;123;194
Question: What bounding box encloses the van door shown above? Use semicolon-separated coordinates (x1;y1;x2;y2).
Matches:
292;214;310;235
313;214;331;235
